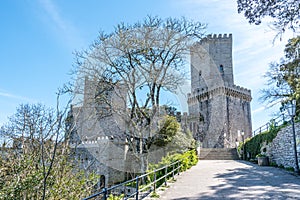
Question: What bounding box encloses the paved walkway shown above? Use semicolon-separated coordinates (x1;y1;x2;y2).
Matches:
154;160;300;200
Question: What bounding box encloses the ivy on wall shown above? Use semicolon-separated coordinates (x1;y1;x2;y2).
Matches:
239;120;287;159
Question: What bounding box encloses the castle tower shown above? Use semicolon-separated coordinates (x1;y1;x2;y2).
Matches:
70;77;128;186
188;34;252;148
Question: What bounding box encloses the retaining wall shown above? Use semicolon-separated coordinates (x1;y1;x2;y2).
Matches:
267;123;300;169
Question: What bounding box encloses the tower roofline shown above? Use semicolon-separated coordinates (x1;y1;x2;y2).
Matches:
206;33;232;39
187;85;252;103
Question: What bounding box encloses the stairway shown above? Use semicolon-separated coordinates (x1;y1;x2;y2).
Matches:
199;148;240;160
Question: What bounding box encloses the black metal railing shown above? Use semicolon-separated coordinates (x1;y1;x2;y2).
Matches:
83;160;181;200
252;113;291;136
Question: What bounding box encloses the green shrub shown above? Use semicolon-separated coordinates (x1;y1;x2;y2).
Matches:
285;167;295;172
107;194;124;200
147;150;198;188
153;116;180;147
279;164;285;169
240;120;283;160
270;162;278;167
180;150;198;171
256;153;267;158
150;192;160;198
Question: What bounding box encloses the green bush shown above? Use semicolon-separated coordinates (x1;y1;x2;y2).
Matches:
180;150;198;171
240;120;283;160
0;154;99;200
149;149;198;171
153;116;180;147
285;166;295;172
107;194;124;200
150;192;160;198
147;150;198;188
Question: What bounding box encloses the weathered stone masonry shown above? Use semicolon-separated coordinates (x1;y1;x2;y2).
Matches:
188;34;252;148
267;123;300;169
69;78;128;187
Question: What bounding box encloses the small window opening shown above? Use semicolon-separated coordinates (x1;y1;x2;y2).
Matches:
219;65;224;73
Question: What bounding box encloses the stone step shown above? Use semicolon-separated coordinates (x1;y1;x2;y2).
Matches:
199;148;239;160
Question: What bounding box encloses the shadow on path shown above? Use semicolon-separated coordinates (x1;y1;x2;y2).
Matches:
159;160;300;200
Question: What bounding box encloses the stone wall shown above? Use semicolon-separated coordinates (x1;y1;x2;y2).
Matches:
268;123;300;169
70;77;128;187
71;138;127;187
187;33;252;148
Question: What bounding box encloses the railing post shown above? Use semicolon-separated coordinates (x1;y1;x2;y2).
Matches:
172;164;175;180
135;176;139;200
164;166;167;186
103;188;107;200
83;161;184;200
123;184;126;200
153;170;156;193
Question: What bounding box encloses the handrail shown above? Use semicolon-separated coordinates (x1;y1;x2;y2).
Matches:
83;160;181;200
252;113;291;136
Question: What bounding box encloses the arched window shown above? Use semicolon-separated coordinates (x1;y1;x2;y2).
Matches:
100;175;105;188
219;64;224;73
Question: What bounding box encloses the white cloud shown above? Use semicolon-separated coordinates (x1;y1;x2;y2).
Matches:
0;90;37;125
37;0;85;49
0;91;35;103
252;106;266;114
39;0;67;32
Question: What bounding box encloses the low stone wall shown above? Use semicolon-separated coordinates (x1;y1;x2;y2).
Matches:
268;123;300;169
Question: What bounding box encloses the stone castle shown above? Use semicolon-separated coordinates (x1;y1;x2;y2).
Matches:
70;33;252;186
187;33;252;148
69;78;128;187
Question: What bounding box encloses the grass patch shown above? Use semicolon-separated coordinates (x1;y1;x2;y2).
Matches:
150;192;160;198
285;166;295;172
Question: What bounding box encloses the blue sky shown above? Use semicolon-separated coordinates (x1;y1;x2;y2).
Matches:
0;0;294;131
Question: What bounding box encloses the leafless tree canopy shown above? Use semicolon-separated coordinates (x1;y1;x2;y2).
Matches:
72;17;205;173
74;16;206;137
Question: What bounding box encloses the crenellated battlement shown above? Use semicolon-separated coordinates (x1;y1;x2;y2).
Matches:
197;33;232;46
232;84;251;96
187;85;252;104
188;84;251;97
206;33;232;39
70;134;127;148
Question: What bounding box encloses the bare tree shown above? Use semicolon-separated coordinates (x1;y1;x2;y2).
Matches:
73;16;206;173
0;90;97;199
